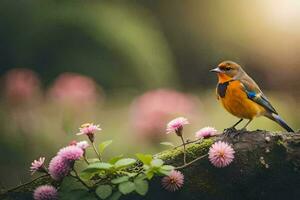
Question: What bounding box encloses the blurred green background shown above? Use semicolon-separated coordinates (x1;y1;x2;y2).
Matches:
0;0;299;188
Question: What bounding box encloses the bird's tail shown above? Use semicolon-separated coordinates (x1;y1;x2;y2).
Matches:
266;113;294;132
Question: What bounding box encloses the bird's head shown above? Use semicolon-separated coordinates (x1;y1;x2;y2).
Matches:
210;61;243;82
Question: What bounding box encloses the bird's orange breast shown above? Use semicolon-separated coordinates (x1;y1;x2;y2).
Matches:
217;80;265;119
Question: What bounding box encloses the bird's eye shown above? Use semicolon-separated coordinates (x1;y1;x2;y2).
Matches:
224;67;231;71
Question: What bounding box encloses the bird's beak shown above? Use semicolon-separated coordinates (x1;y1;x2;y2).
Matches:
210;67;222;73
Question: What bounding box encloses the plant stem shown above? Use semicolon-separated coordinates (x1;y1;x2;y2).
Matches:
71;169;90;190
180;135;187;165
83;155;90;165
175;138;203;149
175;154;208;170
91;142;102;162
5;174;50;193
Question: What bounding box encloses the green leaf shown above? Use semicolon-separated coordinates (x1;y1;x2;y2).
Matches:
127;172;137;177
134;178;149;196
118;181;136;195
151;159;164;168
114;158;136;169
79;171;96;180
96;185;112;199
87;158;101;163
161;165;175;171
136;154;153;165
99;140;113;154
84;162;113;172
143;164;150;170
60;189;94;200
109;155;124;164
111;176;129;184
108;191;122;200
160;142;175;147
59;178;96;200
145;171;154;180
81;195;98;200
135;174;147;181
158;165;174;176
158;168;171;176
59;176;87;192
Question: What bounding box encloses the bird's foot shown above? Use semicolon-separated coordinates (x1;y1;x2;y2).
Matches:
224;127;237;133
240;127;248;132
230;131;241;138
223;127;237;138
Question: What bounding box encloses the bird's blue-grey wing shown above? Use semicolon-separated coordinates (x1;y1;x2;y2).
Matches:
240;80;278;114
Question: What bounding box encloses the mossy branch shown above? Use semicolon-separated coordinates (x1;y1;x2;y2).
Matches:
2;130;300;200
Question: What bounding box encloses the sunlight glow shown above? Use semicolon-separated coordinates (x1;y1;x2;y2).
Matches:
263;0;300;28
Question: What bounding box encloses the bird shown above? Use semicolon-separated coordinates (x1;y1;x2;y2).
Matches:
210;60;294;132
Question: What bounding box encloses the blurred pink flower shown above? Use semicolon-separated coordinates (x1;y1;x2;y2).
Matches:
209;141;235;168
166;117;189;136
161;170;184;192
195;127;217;139
47;73;101;106
76;141;89;150
48;156;70;181
33;185;58;200
69;140;78;146
130;89;199;140
30;157;46;175
3;68;41;105
69;140;89;150
57;146;83;162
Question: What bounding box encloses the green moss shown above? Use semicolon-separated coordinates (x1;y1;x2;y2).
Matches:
186;139;214;158
157;139;214;161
